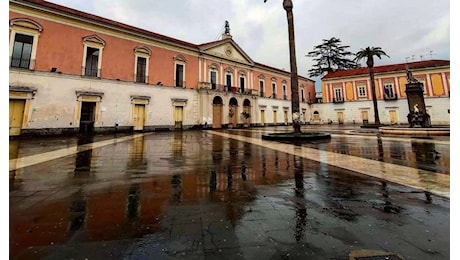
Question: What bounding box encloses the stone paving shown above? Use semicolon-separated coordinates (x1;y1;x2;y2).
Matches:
9;126;450;259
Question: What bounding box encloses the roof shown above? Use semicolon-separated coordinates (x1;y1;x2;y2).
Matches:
322;60;450;80
13;0;314;82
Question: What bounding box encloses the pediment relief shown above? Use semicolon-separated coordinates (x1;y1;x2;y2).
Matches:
200;39;254;66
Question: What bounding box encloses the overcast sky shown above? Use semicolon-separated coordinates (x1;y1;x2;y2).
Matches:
45;0;450;89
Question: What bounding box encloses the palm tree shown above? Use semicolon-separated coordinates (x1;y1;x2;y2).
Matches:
265;0;301;133
355;47;389;125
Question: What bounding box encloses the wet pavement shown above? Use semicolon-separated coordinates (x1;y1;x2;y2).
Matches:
9;126;450;259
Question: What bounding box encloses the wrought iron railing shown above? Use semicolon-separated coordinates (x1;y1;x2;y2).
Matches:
383;93;398;101
333;98;344;103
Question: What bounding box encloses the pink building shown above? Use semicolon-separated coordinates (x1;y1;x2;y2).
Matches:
9;0;316;136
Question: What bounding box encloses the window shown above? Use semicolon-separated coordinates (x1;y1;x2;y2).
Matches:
9;18;42;70
226;73;232;91
283;85;287;100
11;34;33;69
383;83;395;98
134;46;151;83
175;64;184;87
272;82;277;99
174;54;187;88
334;88;343;102
136;57;147;83
259;80;265;97
358;85;367;97
210;70;217;89
82;35;105;77
240;76;246;93
85;47;99;77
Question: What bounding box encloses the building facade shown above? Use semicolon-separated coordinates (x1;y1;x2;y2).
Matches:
318;60;450;125
9;0;316;136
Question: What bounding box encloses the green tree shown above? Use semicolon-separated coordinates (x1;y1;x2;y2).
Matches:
265;0;301;133
306;37;358;78
355;46;389;125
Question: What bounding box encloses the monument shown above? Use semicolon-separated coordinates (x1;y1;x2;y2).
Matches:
405;67;431;128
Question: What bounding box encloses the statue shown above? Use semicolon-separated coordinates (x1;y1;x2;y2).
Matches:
405;65;419;83
413;104;419;113
224;21;230;35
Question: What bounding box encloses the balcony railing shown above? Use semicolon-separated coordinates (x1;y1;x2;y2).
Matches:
272;93;277;99
135;74;148;83
283;95;288;100
383;93;398;101
175;80;186;88
83;66;100;77
10;57;35;70
333;98;344;103
198;82;259;96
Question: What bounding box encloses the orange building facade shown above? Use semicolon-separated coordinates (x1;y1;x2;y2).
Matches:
318;60;450;125
9;0;316;136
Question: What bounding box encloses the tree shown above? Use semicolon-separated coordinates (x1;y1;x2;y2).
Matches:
306;37;358;78
265;0;301;133
355;46;389;125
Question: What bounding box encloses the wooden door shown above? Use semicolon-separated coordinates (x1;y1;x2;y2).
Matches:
9;99;25;136
260;110;265;125
174;106;183;129
389;110;397;124
133;104;145;131
337;111;344;124
284;111;288;124
273;110;277;124
361;110;369;125
212;105;222;128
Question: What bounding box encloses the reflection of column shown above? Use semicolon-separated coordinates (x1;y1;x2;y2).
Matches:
68;189;86;232
377;136;384;162
171;174;182;204
227;166;233;189
209;170;217;192
241;162;247;181
75;134;94;172
294;156;307;242
127;183;140;220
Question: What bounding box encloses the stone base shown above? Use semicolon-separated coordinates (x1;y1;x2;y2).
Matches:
379;126;450;136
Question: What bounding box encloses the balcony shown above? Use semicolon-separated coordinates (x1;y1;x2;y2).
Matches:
198;82;258;96
272;93;277;99
384;93;398;101
333;98;344;103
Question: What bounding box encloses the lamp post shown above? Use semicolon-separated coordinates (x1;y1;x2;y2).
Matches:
265;0;301;133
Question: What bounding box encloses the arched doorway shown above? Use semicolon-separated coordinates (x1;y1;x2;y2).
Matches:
212;96;223;128
242;99;251;126
228;98;238;127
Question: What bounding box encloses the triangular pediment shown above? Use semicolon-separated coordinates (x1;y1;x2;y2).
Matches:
199;39;254;66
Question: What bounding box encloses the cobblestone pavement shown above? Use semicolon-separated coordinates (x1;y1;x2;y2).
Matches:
9;126;450;259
